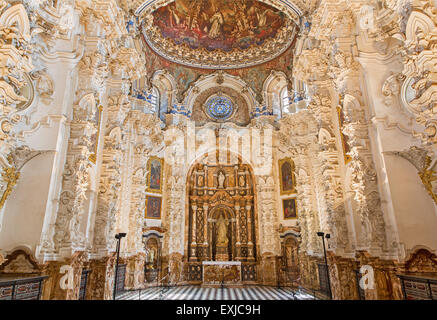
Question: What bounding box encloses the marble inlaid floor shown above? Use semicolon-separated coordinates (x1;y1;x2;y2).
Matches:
116;286;316;300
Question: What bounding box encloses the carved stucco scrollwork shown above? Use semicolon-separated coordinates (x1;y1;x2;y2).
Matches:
257;175;280;256
307;91;350;252
43;93;98;257
382;72;406;106
342;93;388;253
0;2;38;215
399;1;437;147
92;94;131;257
126;111;164;256
278;110;321;256
164;175;185;256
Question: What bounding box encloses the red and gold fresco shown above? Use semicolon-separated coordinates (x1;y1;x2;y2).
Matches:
152;0;287;53
143;42;295;102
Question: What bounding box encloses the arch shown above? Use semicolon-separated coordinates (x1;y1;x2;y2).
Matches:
318;127;333;146
78;93;97;116
263;71;289;119
184;72;257;120
152;70;177;122
280;233;300;283
143;234;162;283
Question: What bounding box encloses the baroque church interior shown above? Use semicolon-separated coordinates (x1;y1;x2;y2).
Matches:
0;0;437;301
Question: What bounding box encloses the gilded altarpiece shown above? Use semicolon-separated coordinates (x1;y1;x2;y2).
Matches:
186;154;258;284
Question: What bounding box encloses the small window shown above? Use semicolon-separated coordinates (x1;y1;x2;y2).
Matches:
281;88;291;114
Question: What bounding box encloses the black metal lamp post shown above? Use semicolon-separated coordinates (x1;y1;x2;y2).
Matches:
113;232;127;300
317;231;332;300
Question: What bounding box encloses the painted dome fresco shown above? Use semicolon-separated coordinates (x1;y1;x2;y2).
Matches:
141;0;299;69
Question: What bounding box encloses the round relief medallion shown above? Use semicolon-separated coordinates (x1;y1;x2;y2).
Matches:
205;96;235;121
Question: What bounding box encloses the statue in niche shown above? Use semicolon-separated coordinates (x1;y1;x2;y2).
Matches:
198;175;204;187
218;171;225;188
146;248;157;269
216;213;229;246
239;175;245;187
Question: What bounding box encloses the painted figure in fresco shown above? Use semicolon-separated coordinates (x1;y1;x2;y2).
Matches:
284;199;296;219
281;162;294;192
216;213;229;246
208;8;224;39
151;0;287;52
150;160;161;190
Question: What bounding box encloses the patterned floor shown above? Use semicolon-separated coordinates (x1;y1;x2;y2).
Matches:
117;286;315;300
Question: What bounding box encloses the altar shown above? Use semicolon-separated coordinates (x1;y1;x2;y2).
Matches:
202;261;242;287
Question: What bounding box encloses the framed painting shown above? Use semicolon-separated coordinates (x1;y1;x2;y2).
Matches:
146;157;164;194
283;198;298;220
279;158;296;195
89;105;103;164
145;196;162;220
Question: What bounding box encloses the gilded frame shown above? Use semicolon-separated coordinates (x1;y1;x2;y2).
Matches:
89;105;103;164
146;156;164;194
279;158;296;195
282;198;298;220
145;195;162;220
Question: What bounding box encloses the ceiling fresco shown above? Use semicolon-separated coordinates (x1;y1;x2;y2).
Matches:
141;0;298;69
143;43;295;103
152;0;287;51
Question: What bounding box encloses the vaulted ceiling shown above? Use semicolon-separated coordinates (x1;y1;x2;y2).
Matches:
122;0;319;101
140;0;299;69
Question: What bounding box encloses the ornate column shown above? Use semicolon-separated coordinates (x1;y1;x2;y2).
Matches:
190;204;198;261
246;204;254;261
202;203;209;259
92;94;130;258
163;171;185;284
125;112;163;290
234;204;242;260
326;20;389;255
308;92;350;253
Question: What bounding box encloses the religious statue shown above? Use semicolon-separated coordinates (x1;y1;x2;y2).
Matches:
218;171;225;188
198;175;204;187
239;175;245;187
216;214;229;246
147;248;156;263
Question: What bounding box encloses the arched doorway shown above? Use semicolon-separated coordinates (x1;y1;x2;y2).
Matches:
209;205;235;261
185;152;258;283
143;236;161;284
282;235;300;282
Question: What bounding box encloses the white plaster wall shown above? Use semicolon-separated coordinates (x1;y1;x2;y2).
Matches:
0;152;54;254
384;155;437;255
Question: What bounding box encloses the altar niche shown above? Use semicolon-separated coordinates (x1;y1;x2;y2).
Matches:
210;206;234;261
186;154;258;283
